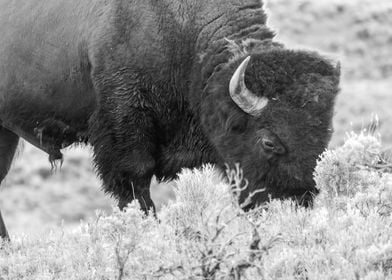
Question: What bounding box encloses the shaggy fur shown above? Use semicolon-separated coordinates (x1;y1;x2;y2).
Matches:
0;0;339;222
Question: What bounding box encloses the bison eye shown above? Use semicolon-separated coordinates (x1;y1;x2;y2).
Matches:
261;138;275;151
258;129;287;155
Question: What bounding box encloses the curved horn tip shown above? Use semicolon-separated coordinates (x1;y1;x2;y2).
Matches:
242;56;251;66
238;55;250;73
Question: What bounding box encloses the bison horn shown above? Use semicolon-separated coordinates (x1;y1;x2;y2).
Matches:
229;56;268;117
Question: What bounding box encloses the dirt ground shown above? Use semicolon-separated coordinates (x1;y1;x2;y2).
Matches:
1;0;391;236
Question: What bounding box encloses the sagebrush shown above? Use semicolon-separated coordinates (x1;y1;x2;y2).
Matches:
1;131;391;280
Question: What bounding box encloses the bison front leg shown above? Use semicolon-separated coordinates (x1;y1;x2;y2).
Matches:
89;98;157;214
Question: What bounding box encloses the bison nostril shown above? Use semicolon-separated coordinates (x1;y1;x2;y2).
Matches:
262;138;276;152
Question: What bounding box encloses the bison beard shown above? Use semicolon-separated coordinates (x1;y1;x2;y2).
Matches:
0;0;339;238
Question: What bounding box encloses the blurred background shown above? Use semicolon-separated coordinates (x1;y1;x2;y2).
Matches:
0;0;391;236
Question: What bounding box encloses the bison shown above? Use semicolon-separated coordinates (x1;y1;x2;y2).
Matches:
0;0;340;239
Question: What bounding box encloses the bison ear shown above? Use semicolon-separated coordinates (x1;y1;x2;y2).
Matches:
229;56;269;117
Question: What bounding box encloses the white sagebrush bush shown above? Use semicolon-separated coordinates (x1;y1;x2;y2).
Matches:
159;164;234;233
314;132;381;197
314;131;392;215
85;203;181;279
158;165;266;279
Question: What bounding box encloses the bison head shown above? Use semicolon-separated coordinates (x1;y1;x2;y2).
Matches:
201;48;340;208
